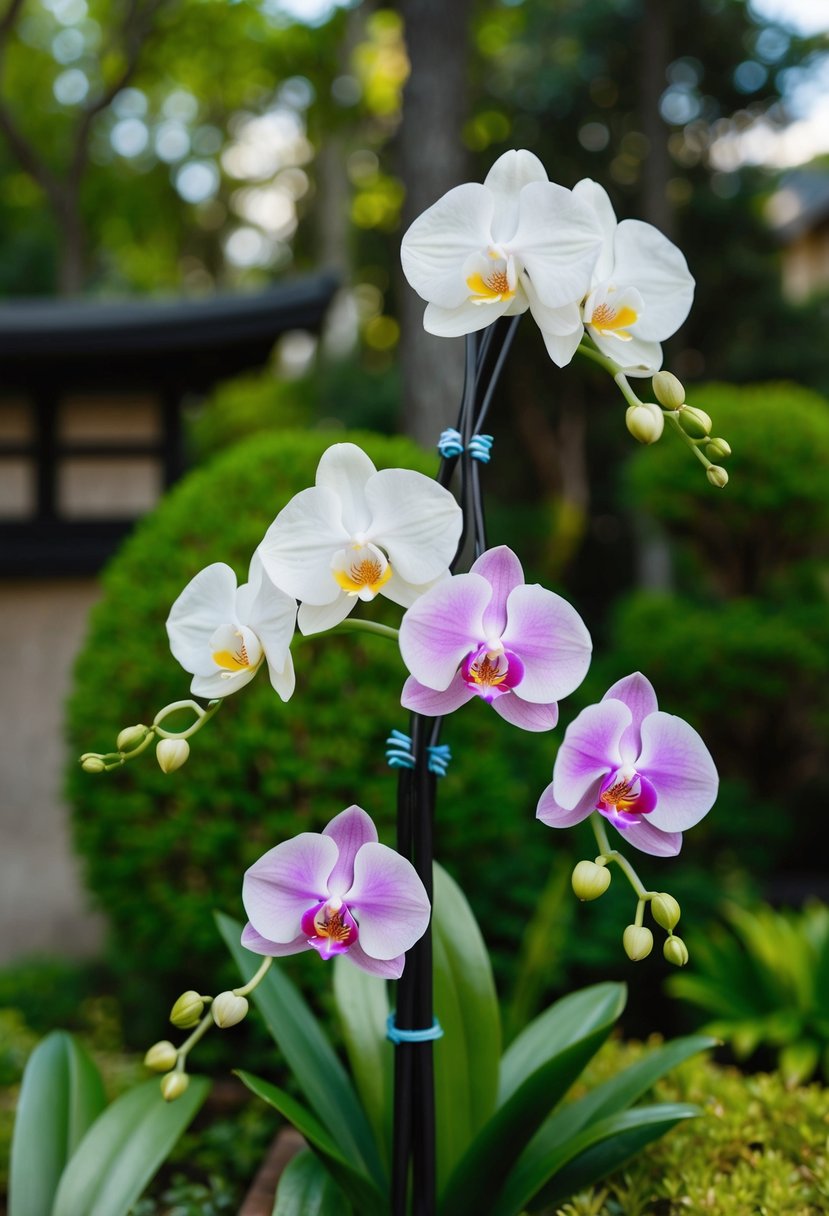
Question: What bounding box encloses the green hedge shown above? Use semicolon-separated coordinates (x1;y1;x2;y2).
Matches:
66;430;562;1039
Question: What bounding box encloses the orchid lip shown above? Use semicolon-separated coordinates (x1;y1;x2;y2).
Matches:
460;643;524;703
596;767;658;824
301;899;359;959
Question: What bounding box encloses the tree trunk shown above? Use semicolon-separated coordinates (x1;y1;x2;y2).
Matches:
397;0;473;446
56;193;87;296
640;0;672;237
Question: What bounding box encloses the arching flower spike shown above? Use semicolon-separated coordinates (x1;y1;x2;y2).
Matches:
258;443;463;636
401;149;603;365
399;545;592;732
537;672;718;856
571;179;694;375
241;806;431;979
167;553;297;700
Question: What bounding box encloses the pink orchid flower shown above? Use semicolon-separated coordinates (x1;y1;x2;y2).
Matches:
241;806;431;979
537;672;718;856
398;546;592;733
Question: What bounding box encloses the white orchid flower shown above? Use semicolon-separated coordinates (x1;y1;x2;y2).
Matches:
572;179;694;376
400;149;603;366
258;443;463;636
167;553;297;700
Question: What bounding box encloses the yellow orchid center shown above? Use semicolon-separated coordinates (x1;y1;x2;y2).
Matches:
332;541;393;599
589;301;638;341
209;623;263;677
467;268;515;302
212;631;253;671
599;777;637;812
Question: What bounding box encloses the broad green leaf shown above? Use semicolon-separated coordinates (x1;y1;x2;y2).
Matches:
333;955;392;1171
216;911;384;1188
237;1071;386;1216
52;1076;209;1216
498;982;626;1106
779;1038;820;1086
499;1036;713;1214
523;1103;699;1214
9;1031;106;1216
432;863;501;1192
273;1148;352;1216
438;992;622;1216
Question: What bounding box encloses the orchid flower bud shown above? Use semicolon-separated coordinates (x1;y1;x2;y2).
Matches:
623;924;654;961
677;405;713;438
706;437;731;460
626;402;664;445
664;935;690;966
144;1040;178;1072
81;756;106;773
117;724;148;751
652;370;686;410
170;990;204;1028
707;465;729;488
156;738;190;773
212;991;249;1029
160;1071;189;1102
571;860;611;901
651;892;681;932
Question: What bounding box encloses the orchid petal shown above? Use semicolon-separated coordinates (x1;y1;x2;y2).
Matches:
383;569;443;609
399;572;490;690
244;562;298;684
345;842;431;960
492;693;559;732
536;780;597;828
502;583;592;703
524;281;584;336
613;219;694;341
423;295;518;338
365;471;462;584
297;595;353;637
471;545;525;638
240;923;311;958
401;673;475;716
190;665;258;699
243;832;338;944
510;181;602;309
346;943;405;979
401;183;496;309
615;818;683;858
603;672;658;764
637;711;718;832
537;323;585;369
322;806;378;898
589;328;663;375
315;443;375;536
553;699;630;809
484;149;549;243
572;179;618;282
268;651;296;702
259;487;349;605
167;563;238;677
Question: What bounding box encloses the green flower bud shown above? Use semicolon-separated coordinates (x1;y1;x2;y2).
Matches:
652;370;686;410
651;892;681;932
626;402;664;445
705;436;731;460
212;991;249;1029
170;990;204;1028
571;860;611;901
623;924;654;962
677;405;712;438
144;1040;178;1072
664;935;689;967
81;756;105;773
706;464;729;489
160;1071;189;1102
156;738;190;774
117;723;148;751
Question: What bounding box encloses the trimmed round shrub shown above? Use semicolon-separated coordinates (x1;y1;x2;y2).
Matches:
66;430;563;1039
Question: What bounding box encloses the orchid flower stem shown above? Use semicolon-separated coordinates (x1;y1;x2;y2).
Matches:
666;410;713;470
154;698;223;740
590;813;657;903
176;1008;214;1068
233;955;272;998
326;619;400;642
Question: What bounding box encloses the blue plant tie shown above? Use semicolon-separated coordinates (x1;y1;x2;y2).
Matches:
385;729;415;770
437;429;494;463
427;743;452;777
467;433;494;463
386;1012;444;1044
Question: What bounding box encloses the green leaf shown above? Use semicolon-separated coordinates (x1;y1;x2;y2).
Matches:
432;863;501;1192
9;1031;106;1216
273;1149;352;1216
779;1039;820;1086
332;956;392;1171
439;985;625;1216
216;911;384;1189
498;1036;714;1215
51;1076;209;1216
524;1103;699;1213
237;1071;386;1216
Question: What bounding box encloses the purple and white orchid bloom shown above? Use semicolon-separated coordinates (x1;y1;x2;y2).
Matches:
166;553;297;700
398;545;592;733
571;179;694;376
241;806;430;979
258;443;463;636
537;672;718;856
400;149;603;366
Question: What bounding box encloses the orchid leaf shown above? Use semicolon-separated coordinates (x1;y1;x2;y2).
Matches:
51;1076;208;1216
273;1149;351;1216
216;911;385;1189
438;986;624;1216
432;862;501;1192
332;955;393;1170
236;1071;386;1216
9;1031;106;1216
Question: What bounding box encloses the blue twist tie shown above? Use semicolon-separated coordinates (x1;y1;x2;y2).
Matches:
467;433;494;463
385;729;415;770
437;427;464;459
387;1012;444;1044
427;743;452;777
